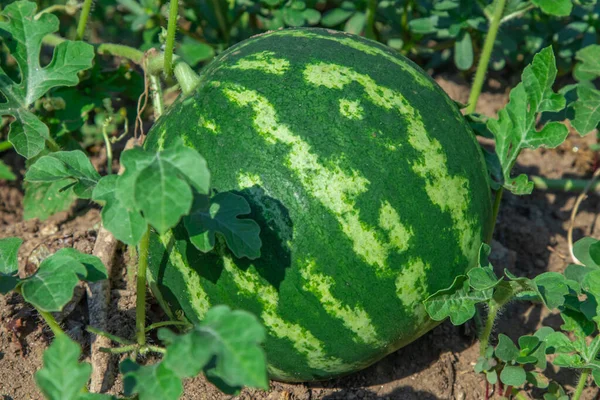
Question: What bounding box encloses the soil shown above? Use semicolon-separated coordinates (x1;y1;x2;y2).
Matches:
1;75;599;400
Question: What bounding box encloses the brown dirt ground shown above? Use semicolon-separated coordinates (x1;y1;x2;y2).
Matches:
1;75;599;400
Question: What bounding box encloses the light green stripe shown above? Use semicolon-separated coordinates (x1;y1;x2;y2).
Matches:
158;231;211;317
221;256;354;373
221;83;408;275
263;29;434;89
299;260;384;346
229;50;290;75
395;258;430;311
339;98;364;120
303;62;480;266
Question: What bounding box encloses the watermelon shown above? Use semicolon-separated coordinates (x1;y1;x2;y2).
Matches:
145;28;492;382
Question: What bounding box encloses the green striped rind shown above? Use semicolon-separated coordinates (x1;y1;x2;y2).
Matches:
145;28;492;382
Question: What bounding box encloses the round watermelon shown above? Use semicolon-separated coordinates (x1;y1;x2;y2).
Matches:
145;28;492;382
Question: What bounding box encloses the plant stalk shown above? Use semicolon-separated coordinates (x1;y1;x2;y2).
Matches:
573;369;590;400
101;121;113;175
532;175;600;193
210;0;230;46
76;0;93;41
164;0;179;76
365;0;377;40
0;141;13;152
486;187;503;244
479;306;498;356
135;227;151;346
97;43;144;65
149;75;164;119
465;0;507;114
145;320;190;333
38;310;65;337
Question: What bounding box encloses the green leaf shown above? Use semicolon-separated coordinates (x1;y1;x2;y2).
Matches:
532;0;573;16
0;237;22;276
0;237;22;294
123;306;268;399
454;31;473;71
575;45;600;81
573;237;600;269
302;8;321;25
117;140;210;234
184;192;262;260
321;8;353;26
544;331;576;353
20;249;106;312
92;175;146;246
344;12;366;34
518;335;541;354
52;248;107;282
487;47;568;195
571;85;600;136
283;7;306;26
468;244;502;290
593;369;600;386
553;353;585;368
409;16;439;34
500;365;527;386
526;371;549;389
0;160;16;180
23;180;76;221
496;334;520;362
121;360;183;400
0;1;94;158
35;335;114;400
533;272;570;309
25;151;101;199
177;37;215;66
163;305;268;390
423;275;491;325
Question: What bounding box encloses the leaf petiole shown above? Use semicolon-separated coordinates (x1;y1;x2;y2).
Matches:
145;320;191;333
136;227;151;347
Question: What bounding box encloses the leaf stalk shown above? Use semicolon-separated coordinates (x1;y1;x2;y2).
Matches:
76;0;93;41
466;0;507;114
135;227;151;347
573;369;590;400
164;0;179;76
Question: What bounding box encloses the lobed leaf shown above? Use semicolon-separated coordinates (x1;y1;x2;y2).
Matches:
0;160;16;180
571;85;600;136
20;249;106;312
424;275;492;325
23;180;77;221
122;306;268;399
116;140;210;235
0;1;94;158
487;47;568;195
184;192;262;260
92;175;146;246
25;151;101;199
35;335;114;400
531;0;573;16
0;237;23;294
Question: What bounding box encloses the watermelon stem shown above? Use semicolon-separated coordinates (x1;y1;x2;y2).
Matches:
75;0;93;41
486;187;503;244
135;227;151;347
0;141;13;152
573;369;590;400
479;281;516;356
164;0;179;77
365;0;378;40
531;175;600;194
465;0;507;114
